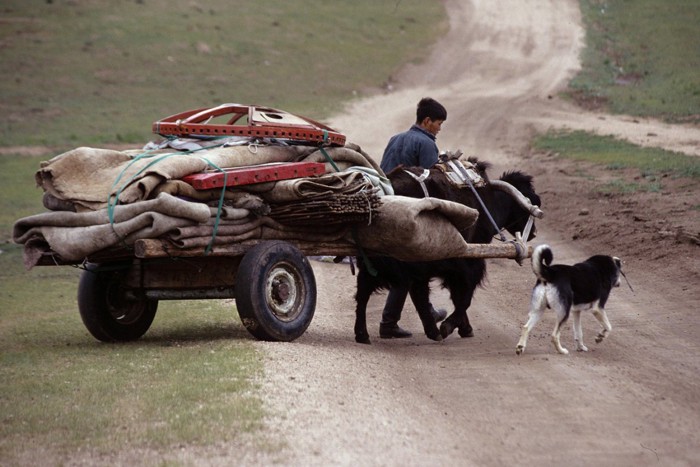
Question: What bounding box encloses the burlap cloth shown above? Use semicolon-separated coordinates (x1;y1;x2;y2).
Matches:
351;196;479;262
16;141;482;268
14;193;210;268
35;142;381;212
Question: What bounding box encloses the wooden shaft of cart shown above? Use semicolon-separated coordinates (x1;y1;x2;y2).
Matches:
132;238;532;261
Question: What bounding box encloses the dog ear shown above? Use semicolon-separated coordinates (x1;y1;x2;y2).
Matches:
613;257;622;269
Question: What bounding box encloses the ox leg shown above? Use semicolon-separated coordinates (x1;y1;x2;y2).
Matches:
440;282;476;339
408;283;442;341
439;314;457;339
353;269;374;344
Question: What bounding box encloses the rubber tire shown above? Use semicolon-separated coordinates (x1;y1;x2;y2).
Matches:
78;263;158;342
236;241;316;342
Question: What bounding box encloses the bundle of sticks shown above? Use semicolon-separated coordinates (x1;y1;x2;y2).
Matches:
268;187;381;226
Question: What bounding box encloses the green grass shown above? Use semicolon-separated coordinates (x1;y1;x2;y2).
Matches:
3;212;265;460
596;178;662;194
0;249;267;458
0;0;447;148
0;241;267;459
558;2;700;192
570;0;700;122
534;130;700;181
0;155;47;242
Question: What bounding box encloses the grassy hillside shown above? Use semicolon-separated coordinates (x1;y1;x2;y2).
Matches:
570;0;700;122
540;0;700;190
534;129;700;179
0;0;447;147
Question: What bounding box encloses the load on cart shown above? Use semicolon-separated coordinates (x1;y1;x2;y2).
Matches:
12;103;542;343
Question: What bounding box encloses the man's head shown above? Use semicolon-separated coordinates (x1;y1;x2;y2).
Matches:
416;97;446;136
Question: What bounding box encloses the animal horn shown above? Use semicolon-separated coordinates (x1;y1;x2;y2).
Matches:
489;180;544;218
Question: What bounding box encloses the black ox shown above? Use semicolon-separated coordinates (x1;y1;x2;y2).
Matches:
353;158;541;344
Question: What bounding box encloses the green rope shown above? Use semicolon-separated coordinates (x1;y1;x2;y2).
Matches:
107;140;229;253
196;156;228;255
319;148;341;173
107;147;163;226
317;129;340;171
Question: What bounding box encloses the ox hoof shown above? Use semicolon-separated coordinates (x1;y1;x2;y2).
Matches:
439;321;455;339
458;327;474;338
427;332;443;342
355;335;371;345
424;325;443;342
516;345;524;355
595;334;605;343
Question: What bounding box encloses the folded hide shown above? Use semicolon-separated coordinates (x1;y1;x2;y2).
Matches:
35;142;380;211
351;196;480;262
259;170;373;203
13;193;211;268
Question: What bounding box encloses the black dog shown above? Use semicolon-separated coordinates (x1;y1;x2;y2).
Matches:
516;244;623;355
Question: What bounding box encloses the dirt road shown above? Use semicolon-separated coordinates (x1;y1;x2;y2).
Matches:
254;1;700;465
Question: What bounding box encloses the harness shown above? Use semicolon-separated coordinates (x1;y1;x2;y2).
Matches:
402;168;431;197
404;156;538;264
403;161;504;240
444;158;507;242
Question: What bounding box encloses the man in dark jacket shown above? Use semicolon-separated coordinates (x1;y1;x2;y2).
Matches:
378;97;448;338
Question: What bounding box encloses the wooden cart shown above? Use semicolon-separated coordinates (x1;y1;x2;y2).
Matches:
25;104;539;343
35;237;528;343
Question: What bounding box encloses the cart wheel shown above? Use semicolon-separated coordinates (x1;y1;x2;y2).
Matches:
78;263;158;342
236;241;316;341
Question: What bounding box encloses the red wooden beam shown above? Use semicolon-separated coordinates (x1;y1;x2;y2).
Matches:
181;162;327;190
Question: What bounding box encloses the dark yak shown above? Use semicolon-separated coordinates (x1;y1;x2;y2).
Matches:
353;158;542;344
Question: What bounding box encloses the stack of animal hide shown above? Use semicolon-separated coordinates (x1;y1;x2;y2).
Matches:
14;139;481;269
35;141;382;212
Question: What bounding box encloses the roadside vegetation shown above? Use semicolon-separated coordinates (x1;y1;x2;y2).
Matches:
533;129;700;193
536;0;700;193
570;0;699;122
0;1;447;463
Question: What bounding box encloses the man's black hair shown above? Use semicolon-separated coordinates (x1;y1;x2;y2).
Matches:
416;97;447;123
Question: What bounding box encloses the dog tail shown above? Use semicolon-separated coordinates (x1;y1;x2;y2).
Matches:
531;244;554;282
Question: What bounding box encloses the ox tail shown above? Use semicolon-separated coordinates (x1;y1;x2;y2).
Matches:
531;244;554;283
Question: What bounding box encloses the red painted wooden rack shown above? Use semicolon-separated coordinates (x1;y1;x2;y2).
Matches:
153;103;346;146
181;162;326;190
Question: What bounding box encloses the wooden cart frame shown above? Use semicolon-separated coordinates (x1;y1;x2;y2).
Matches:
36;238;530;343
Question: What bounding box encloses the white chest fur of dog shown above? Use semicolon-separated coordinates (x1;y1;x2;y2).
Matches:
516;244;622;355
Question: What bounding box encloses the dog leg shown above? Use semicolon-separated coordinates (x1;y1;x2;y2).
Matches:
550;299;570;355
516;314;537;355
516;286;546;355
572;310;588;352
551;321;569;355
592;308;612;344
